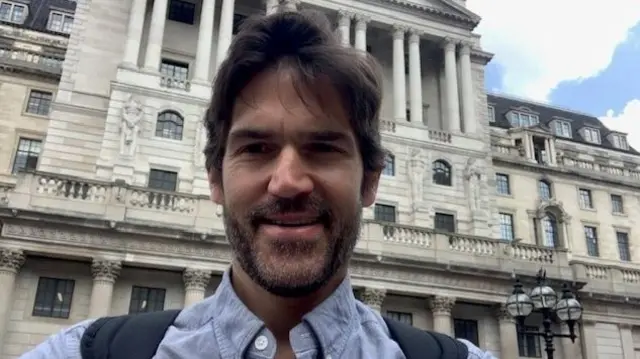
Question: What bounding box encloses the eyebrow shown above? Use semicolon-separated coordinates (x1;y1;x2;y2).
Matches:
228;128;351;143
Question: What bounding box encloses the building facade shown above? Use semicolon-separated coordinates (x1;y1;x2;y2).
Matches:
0;0;637;358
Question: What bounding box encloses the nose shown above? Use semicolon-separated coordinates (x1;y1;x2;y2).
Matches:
267;146;314;198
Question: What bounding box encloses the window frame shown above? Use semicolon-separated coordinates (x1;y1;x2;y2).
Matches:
24;89;53;117
128;286;167;314
0;1;28;24
46;10;74;34
11;137;42;174
32;277;75;319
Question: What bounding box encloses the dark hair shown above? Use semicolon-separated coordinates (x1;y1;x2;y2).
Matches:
203;10;386;179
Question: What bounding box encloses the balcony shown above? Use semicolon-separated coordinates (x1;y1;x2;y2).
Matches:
380;119;484;152
572;258;640;299
0;45;64;78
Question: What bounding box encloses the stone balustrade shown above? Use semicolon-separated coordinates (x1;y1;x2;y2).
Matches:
0;171;575;280
573;259;640;298
0;45;64;77
380;119;482;150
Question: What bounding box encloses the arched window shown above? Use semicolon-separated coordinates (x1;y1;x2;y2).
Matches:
541;212;558;248
538;180;552;200
382;153;395;176
155;111;184;140
432;160;452;186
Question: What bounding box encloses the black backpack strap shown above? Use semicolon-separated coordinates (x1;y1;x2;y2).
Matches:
80;309;182;359
384;317;469;359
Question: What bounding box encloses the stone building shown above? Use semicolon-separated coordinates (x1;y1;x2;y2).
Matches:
0;0;638;358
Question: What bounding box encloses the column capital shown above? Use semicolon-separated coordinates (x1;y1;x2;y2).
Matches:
91;259;121;282
392;25;407;40
494;304;516;323
428;295;456;315
338;10;353;25
0;248;25;273
408;30;421;44
459;41;473;55
443;37;458;51
354;14;369;30
360;287;386;307
183;268;212;290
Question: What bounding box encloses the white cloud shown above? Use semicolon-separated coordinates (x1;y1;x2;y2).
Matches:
466;0;640;102
599;99;640;150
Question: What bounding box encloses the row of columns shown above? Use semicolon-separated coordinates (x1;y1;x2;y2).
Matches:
358;287;579;359
0;249;214;348
337;11;477;134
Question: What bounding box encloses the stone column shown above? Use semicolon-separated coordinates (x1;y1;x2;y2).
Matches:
354;15;368;51
122;0;148;68
0;249;24;347
143;0;169;71
193;0;216;82
88;259;121;318
443;38;460;132
183;268;211;307
459;42;475;135
216;0;236;68
392;25;407;122
408;30;423;125
429;296;455;336
580;320;598;359
560;322;580;359
337;11;351;47
360;287;386;312
495;304;519;359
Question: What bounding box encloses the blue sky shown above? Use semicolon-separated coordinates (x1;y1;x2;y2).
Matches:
467;0;640;149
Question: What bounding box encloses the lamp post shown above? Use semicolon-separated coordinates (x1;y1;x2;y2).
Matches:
505;269;583;359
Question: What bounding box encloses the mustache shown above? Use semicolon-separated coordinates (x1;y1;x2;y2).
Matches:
249;195;332;227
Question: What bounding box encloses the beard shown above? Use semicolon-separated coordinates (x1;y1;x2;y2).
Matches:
223;194;362;298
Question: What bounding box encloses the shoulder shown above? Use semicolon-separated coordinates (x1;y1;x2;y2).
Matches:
457;339;498;359
19;319;95;359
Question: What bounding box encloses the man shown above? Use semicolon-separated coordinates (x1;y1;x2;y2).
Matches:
21;10;497;359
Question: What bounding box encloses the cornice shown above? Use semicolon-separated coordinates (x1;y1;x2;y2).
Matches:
383;132;488;157
111;81;211;107
381;0;480;30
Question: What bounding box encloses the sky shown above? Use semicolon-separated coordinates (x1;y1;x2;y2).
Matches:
466;0;640;150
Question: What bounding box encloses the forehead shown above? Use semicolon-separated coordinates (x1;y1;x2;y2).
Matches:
229;68;352;134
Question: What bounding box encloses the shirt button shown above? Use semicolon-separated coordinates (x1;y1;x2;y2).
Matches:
254;335;269;351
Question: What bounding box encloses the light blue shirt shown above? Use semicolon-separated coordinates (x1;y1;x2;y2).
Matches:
20;271;497;359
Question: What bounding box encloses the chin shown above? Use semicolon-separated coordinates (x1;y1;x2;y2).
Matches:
254;257;333;298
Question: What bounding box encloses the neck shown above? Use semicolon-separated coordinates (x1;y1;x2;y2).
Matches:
230;262;346;341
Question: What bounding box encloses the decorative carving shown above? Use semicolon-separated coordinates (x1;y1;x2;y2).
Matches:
183;268;212;290
459;41;472;55
91;259;121;282
536;198;571;223
392;25;406;40
495;304;515;322
120;96;144;157
429;296;456;315
0;248;25;273
354;14;369;30
360;287;386;308
194;122;207;168
337;10;352;26
443;37;458;51
408;31;421;44
464;158;483;213
408;148;426;210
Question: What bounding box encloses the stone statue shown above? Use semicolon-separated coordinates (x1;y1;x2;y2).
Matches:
120;96;143;157
464;158;482;213
194;122;207;168
408;148;426;209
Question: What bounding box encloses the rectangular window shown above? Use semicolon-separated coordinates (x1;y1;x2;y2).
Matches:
434;212;455;233
374;204;396;223
495;173;510;195
128;286;166;314
499;213;514;241
508;111;539;127
517;325;542;357
47;11;74;33
167;0;195;24
610;194;624;214
611;134;628;150
12;138;41;173
32;277;75;319
385;311;413;326
617;232;630;262
578;188;593;209
454;319;479;346
26;90;53;116
148;169;178;191
553;120;571;138
160;59;189;80
382;153;395;176
583;127;600;144
584;226;599;257
487;105;495;122
0;1;27;24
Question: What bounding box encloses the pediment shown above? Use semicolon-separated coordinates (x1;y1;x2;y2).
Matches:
387;0;481;28
526;124;552;135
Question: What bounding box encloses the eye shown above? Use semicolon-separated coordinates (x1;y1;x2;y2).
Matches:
240;143;274;154
309;142;340;153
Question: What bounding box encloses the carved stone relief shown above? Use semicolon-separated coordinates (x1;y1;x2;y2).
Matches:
408;147;426;212
120;96;144;157
91;259;122;282
183;268;212;290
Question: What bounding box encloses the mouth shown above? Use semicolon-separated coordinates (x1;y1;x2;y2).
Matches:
257;215;325;240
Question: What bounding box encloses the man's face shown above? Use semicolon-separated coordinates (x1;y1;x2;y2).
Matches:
210;69;379;297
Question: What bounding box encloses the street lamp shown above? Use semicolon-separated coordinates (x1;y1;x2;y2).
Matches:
505;269;583;359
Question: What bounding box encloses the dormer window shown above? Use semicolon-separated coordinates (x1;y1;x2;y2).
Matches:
0;1;28;24
552;120;571;138
582;127;601;144
487;105;495;122
47;11;74;33
610;133;629;150
508;110;539;127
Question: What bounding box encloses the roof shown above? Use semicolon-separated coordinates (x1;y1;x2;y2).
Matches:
487;93;638;155
0;0;76;35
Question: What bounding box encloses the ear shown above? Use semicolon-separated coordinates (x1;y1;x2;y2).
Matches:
361;170;381;207
208;169;224;205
